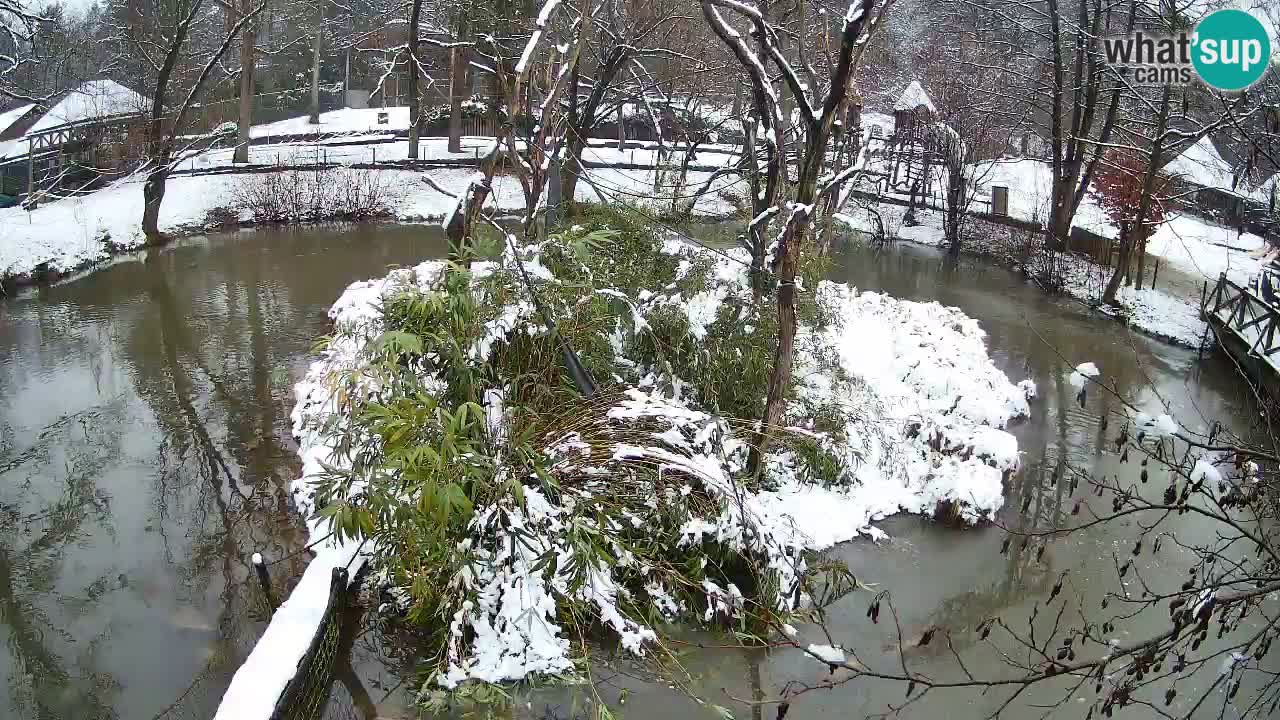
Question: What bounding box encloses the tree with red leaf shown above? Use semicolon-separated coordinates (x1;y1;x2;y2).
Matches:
1090;147;1173;305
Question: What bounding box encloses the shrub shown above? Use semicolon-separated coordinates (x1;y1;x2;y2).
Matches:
230;167;398;224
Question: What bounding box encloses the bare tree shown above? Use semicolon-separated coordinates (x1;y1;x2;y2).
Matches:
558;1;688;206
911;2;1017;255
1041;0;1131;260
703;0;886;473
230;0;262;163
956;0;1133;286
134;0;266;241
0;0;47;102
436;0;589;255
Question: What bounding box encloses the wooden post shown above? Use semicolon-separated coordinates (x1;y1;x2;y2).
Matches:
617;104;626;151
547;155;562;230
252;552;277;612
26;138;35;208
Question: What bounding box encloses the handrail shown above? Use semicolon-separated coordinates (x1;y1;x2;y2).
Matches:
1203;273;1280;360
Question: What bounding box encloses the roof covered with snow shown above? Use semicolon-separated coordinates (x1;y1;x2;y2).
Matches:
0;103;35;136
27;80;148;134
1164;136;1244;195
894;81;936;113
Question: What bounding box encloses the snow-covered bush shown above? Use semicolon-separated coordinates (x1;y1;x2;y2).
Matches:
231;167;398;224
295;205;1029;694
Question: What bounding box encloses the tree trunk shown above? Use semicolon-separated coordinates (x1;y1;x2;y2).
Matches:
407;0;422;159
561;133;585;205
1105;225;1148;300
1048;174;1074;251
233;2;255;164
1103;225;1130;304
617;100;626;149
142;163;169;243
445;180;491;263
1103;85;1170;305
946;174;964;255
559;47;626;213
141;0;255;246
308;4;322;124
448;46;463;153
757;172;816;475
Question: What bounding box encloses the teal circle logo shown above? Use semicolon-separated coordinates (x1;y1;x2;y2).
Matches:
1192;9;1271;91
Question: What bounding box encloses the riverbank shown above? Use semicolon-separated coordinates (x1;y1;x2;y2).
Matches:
0;136;742;292
834;199;1257;348
214;214;1035;713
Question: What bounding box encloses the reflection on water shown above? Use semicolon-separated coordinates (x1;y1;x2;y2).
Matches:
0;224;445;720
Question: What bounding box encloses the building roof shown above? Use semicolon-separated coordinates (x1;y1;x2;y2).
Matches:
0;104;36;136
1164;135;1245;195
894;81;936;113
26;80;148;135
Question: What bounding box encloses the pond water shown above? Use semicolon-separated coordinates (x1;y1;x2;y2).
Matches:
0;225;1267;720
0;224;444;720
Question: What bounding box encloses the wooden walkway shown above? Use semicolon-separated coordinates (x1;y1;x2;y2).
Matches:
1201;273;1280;394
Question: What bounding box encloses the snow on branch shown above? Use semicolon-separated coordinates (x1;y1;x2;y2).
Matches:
515;0;565;74
705;0;819;131
699;1;783;133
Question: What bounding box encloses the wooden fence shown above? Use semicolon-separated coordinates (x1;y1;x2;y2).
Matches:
1202;274;1280;360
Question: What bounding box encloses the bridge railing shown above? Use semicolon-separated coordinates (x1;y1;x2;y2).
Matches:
1202;274;1280;358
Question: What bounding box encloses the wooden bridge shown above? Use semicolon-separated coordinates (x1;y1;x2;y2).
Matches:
1200;273;1280;395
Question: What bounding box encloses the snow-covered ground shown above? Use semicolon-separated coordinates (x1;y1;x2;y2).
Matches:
0;156;743;283
1146;214;1265;287
1;105;749;284
249;106;412;139
1;173;247;279
179;136;741;173
972;157;1268;286
834;201;1208;345
834;157;1272;346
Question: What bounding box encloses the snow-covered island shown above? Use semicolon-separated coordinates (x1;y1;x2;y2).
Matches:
211;207;1035;714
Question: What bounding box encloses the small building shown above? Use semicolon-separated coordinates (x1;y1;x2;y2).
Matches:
0;80;149;199
1158;134;1280;240
1163;136;1243;199
1162;136;1256;225
892;81;936;139
0;104;36;196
